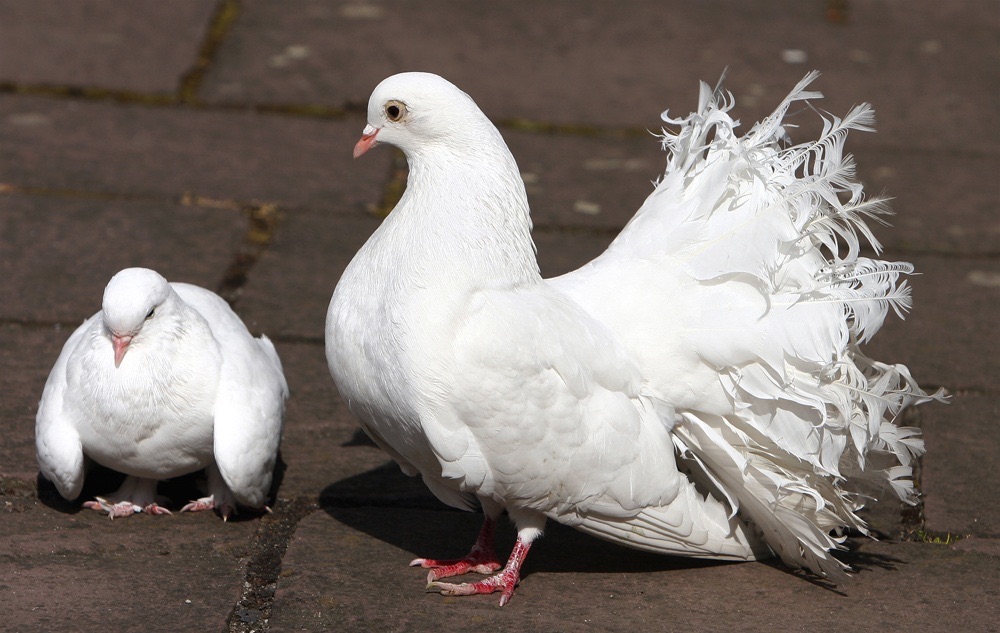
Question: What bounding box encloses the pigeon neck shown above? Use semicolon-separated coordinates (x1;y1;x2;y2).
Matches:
397;145;541;287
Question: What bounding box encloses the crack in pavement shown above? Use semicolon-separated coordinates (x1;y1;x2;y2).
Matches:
178;0;241;104
228;496;318;633
215;202;284;307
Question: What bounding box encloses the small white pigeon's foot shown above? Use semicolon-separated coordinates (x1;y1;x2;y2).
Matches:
178;465;242;520
180;496;215;513
411;516;501;581
82;476;170;519
83;497;142;519
180;495;237;521
426;531;533;607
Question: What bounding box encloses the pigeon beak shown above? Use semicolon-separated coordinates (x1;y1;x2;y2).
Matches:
353;125;379;158
112;334;133;368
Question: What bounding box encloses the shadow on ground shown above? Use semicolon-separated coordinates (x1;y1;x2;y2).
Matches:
317;460;910;589
319;462;743;581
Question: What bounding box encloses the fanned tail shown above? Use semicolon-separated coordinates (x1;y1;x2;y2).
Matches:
596;73;946;578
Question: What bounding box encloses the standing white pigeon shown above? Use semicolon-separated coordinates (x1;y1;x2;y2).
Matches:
36;267;288;519
326;72;943;605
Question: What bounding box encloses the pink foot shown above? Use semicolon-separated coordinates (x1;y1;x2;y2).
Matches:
83;497;172;519
411;517;501;581
427;538;531;607
180;496;237;521
142;503;173;516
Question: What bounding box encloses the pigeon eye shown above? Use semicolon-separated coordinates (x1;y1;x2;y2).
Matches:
385;100;406;122
145;308;155;320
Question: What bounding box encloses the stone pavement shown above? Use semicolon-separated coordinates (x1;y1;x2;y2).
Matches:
1;1;997;631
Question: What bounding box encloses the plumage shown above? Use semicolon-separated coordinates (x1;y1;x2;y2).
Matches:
326;72;944;604
36;267;288;519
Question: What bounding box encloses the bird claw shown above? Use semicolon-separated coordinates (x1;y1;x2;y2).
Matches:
83;497;147;519
180;496;240;521
426;573;518;607
410;549;501;581
180;497;215;513
414;561;501;583
83;497;138;518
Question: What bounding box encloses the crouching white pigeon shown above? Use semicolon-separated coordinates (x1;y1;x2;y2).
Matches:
36;267;288;519
326;71;944;605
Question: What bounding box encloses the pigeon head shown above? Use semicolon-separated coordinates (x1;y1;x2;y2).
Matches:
101;268;173;368
354;72;496;159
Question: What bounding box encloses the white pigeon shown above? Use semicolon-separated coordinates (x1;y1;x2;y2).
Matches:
36;267;288;519
326;72;944;605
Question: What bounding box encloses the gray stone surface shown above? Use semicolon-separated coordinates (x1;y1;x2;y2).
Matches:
0;323;78;481
0;193;246;323
0;0;217;94
238;212;381;340
0;1;996;631
269;508;998;633
922;394;1000;538
2;497;252;633
0;96;390;213
201;0;999;152
863;256;1000;391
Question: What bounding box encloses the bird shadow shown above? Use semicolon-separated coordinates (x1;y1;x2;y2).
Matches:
318;462;733;580
318;462;908;588
35;449;288;522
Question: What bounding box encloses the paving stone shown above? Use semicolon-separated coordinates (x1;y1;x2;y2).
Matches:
0;95;389;211
922;394;1000;539
0;192;245;324
0;323;62;481
268;507;998;633
0;0;216;94
238;211;382;340
1;499;255;633
856;149;1000;256
862;255;1000;392
509;130;667;232
202;0;998;152
533;229;614;279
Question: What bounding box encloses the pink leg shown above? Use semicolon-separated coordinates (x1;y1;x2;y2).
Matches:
410;516;502;580
427;537;532;607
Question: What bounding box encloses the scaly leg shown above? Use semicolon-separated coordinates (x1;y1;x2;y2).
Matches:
427;535;534;607
425;506;545;607
410;515;502;580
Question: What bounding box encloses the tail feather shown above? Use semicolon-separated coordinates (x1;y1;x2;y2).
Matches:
673;412;854;580
568;73;946;578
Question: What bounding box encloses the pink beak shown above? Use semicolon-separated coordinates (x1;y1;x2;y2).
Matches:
353;125;379;158
112;334;133;368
